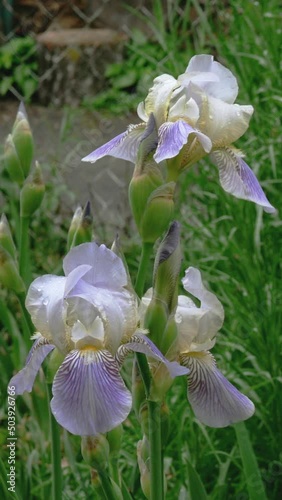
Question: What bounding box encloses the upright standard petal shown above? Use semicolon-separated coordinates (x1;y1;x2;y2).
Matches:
143;74;180;126
51;348;132;436
9;336;55;394
116;333;189;378
181;54;238;104
179;267;224;346
210;148;276;213
154;120;211;163
181;351;255;427
26;275;67;352
63;242;128;289
81;124;145;164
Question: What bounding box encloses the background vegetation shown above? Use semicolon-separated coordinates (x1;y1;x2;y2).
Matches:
1;0;281;498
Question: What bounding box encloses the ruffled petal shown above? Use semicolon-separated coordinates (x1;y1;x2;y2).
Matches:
154;120;212;163
51;348;131;436
182;351;255;427
26;275;67;351
178;267;224;347
143;74;180;125
81;124;145;164
181;54;238;103
63;242;128;289
116;333;189;377
66;280;138;353
9;336;55;394
210;148;276;213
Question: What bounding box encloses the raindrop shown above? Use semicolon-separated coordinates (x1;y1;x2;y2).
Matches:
175;312;182;323
43;298;49;306
209;114;213;120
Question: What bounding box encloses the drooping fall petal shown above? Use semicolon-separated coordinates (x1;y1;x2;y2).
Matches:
51;348;132;436
181;351;255;427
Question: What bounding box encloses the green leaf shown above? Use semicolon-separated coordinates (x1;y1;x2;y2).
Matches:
187;460;209;500
0;76;13;95
235;422;267;500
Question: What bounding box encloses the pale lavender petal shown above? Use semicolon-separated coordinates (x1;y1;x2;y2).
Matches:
81;124;145;164
116;333;189;378
210;148;276;213
63;242;127;289
64;264;92;296
66;281;137;353
9;337;55;394
26;275;67;351
182;54;238;103
182;352;255;427
154;120;211;163
51;348;131;435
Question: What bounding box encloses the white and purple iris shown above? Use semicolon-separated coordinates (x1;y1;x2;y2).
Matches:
82;54;275;213
9;242;187;436
142;267;255;427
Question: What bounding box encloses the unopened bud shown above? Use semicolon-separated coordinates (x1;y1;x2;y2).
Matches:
20;162;45;217
67;206;83;250
143;296;168;348
0;214;17;261
69;202;93;248
153;221;182;314
129;114;163;237
4;135;25;184
107;425;123;457
81;434;110;470
46;348;65;383
0;246;25;293
132;359;146;416
140;182;175;243
12;103;34;177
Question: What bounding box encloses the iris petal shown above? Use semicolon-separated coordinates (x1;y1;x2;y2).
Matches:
211;148;276;213
63;242;128;289
81;124;145;164
181;351;255;427
116;333;189;377
154;120;212;163
9;336;55;394
51;348;132;435
26;275;66;351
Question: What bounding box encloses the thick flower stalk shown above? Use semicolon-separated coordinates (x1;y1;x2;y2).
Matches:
82;54;275;213
9;242;187;436
142;267;255;427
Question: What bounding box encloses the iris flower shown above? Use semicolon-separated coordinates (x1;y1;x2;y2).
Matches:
9;242;187;436
142;266;255;427
82;54;274;213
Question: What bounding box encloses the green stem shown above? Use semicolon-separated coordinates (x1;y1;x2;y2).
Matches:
110;459;120;488
98;470;118;500
135;242;153;298
47;384;62;500
0;296;15;336
134;240;164;499
19;215;31;285
148;401;164;500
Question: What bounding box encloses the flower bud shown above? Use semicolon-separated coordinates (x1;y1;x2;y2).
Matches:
132;359;146;416
129;114;163;237
12;103;34;177
67;206;83;250
4;135;25;184
153;221;182;314
70;201;93;247
46;348;65;383
81;434;110;470
107;425;123;457
0;246;25;293
143;296;168;348
140;182;175;243
0;214;17;261
20;162;45;217
137;437;150;499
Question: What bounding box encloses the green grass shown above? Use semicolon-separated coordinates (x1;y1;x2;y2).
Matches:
1;0;282;498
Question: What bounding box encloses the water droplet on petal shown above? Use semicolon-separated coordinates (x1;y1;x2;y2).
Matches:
209;114;213;120
175;312;182;323
43;298;49;306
